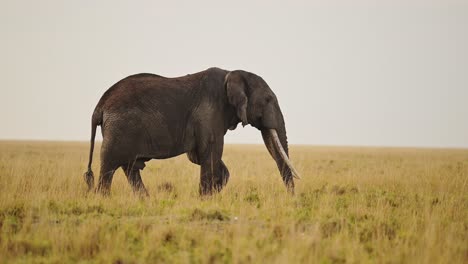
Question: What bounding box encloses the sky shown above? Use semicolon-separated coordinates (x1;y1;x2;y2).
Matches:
1;0;467;147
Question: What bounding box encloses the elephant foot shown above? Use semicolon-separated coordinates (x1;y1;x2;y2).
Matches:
134;187;150;198
199;160;230;196
199;177;229;196
95;185;111;196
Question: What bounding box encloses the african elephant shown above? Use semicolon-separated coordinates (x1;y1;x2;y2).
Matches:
83;67;300;196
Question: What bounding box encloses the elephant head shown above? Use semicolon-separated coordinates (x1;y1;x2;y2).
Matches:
225;70;300;193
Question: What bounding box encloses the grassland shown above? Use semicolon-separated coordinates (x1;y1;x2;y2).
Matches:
0;141;466;263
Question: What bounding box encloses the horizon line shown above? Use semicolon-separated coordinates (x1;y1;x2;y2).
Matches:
0;139;467;151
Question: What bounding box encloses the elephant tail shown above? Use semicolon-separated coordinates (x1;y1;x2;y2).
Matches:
83;107;102;191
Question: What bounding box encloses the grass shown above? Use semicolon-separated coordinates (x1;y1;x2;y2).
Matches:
0;141;467;263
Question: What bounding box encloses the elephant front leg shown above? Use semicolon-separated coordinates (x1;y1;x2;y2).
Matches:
122;167;149;197
194;126;229;195
199;159;230;195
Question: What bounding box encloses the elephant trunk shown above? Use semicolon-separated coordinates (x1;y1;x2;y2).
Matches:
261;118;300;193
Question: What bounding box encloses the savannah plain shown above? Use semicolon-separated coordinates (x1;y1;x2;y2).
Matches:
0;141;466;263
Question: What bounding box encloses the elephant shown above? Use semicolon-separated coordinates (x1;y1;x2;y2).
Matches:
83;67;300;196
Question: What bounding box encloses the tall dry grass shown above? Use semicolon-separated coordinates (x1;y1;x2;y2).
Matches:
0;141;467;263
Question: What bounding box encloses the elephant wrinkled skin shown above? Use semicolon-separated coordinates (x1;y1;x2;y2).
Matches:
83;67;300;196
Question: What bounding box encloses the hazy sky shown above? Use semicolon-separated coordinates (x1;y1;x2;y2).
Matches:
1;0;467;147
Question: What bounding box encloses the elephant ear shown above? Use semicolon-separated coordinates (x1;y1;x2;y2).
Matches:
225;71;248;126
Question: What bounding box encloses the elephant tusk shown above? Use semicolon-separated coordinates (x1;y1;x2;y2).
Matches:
269;129;301;180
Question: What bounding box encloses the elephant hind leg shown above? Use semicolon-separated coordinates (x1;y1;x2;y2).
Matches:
122;160;149;197
96;162;118;196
